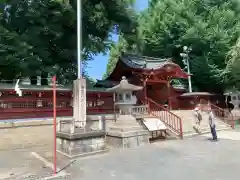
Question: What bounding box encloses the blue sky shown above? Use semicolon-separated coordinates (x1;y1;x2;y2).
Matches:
86;0;149;80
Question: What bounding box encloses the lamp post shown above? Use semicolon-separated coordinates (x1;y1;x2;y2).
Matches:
180;46;192;93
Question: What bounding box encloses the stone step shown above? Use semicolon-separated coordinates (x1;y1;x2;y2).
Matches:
183;126;232;137
171;110;230;136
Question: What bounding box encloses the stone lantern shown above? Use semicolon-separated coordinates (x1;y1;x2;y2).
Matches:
107;76;143;116
106;76;150;148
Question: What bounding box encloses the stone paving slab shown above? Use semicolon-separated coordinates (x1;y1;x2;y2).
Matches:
0;149;53;180
33;150;72;172
66;130;240;180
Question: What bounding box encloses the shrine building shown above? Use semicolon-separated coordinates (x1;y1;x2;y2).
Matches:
95;53;190;109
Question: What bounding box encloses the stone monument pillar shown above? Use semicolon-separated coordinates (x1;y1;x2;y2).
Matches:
73;78;86;130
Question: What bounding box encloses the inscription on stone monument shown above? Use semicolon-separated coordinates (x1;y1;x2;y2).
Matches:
80;78;86;127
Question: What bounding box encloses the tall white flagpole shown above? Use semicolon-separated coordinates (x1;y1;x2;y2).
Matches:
77;0;82;78
73;0;86;128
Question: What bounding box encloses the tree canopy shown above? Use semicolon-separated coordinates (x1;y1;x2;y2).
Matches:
0;0;137;84
106;0;240;93
225;37;240;90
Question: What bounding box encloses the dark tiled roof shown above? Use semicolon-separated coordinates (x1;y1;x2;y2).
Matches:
94;80;119;88
0;83;15;90
0;83;108;92
172;84;186;90
121;53;170;69
98;54;188;88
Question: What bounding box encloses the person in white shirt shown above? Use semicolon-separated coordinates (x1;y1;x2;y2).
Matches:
194;106;202;125
193;105;202;133
208;109;218;141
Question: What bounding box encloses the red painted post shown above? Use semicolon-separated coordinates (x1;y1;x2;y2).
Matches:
144;80;147;105
167;78;171;110
179;118;183;139
52;76;57;175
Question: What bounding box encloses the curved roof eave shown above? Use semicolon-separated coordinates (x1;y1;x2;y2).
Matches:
105;53;190;80
105;55;144;80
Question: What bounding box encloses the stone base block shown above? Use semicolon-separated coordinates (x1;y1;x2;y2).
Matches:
106;130;150;148
56;131;108;158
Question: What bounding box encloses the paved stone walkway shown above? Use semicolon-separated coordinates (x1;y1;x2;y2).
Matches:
67;129;240;180
1;125;240;179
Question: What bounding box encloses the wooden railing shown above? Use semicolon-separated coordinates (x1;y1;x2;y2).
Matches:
200;99;234;128
146;97;183;138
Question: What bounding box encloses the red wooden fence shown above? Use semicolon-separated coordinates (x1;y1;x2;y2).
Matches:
0;89;115;120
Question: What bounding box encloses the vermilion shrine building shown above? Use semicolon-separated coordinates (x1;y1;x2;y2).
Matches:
0;53;227;121
96;54;190;109
95;54;226;109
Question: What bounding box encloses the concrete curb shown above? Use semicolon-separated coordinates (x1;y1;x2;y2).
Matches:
0;114;116;129
0;119;54;129
43;173;71;180
0;116;72;129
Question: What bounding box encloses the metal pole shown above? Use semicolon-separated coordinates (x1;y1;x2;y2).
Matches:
77;0;82;79
52;76;57;175
181;46;193;93
187;57;192;92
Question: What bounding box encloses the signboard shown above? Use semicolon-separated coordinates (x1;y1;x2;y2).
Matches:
143;117;167;131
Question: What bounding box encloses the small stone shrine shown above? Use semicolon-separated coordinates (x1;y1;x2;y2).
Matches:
106;76;150;148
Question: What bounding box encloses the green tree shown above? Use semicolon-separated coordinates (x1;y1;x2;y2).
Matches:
106;0;240;93
225;37;240;89
103;36;128;79
0;0;137;84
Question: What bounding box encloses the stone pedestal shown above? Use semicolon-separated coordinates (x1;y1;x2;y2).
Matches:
106;115;150;148
106;130;150;148
56;116;108;158
56;131;108;158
